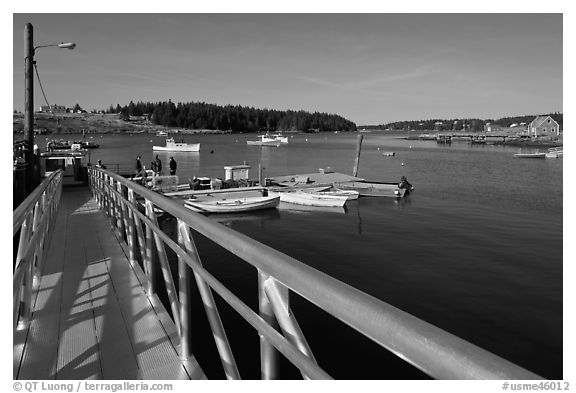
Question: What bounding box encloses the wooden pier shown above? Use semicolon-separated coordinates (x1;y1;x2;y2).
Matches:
14;186;205;380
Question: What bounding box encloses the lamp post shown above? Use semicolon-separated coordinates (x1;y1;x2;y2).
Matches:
23;22;75;194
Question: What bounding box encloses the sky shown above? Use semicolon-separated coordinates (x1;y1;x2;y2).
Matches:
11;13;563;125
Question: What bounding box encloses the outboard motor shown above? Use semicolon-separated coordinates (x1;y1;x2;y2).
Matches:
398;176;414;193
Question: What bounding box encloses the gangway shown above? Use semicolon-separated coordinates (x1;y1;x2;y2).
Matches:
13;168;543;380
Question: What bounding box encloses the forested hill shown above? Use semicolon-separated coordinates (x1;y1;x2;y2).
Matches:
361;112;563;132
106;100;357;133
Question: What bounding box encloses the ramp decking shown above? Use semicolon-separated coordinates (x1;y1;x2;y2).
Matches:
14;186;205;380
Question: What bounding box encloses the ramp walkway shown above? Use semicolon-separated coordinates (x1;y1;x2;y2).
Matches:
14;186;205;380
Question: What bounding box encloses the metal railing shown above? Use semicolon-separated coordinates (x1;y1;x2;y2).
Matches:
88;167;542;380
13;170;63;330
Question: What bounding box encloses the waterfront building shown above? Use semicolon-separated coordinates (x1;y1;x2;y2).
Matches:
38;104;66;113
528;115;560;137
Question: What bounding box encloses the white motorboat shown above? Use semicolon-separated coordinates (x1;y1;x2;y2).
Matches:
247;133;289;147
153;137;200;152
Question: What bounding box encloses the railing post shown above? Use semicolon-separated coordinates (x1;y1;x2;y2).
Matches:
178;221;240;379
30;197;43;289
20;257;34;327
258;270;280;379
177;220;194;361
126;189;137;263
145;201;181;333
108;176;115;223
144;202;157;296
116;181;127;241
15;213;33;327
264;277;318;379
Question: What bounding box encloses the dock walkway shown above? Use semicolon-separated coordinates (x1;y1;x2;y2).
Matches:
14;186;205;380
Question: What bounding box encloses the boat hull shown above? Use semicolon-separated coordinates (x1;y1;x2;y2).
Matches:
247;141;281;147
269;190;347;207
184;195;280;213
313;188;359;200
153;143;200;152
513;153;546;159
336;181;408;198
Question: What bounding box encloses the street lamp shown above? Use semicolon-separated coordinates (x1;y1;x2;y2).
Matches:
24;23;75;193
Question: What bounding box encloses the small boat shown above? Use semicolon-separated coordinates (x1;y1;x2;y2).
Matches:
335;179;413;198
156;130;168;137
153;137;200;152
306;187;359;200
382;151;395;157
247;133;288;147
184;195;280;213
268;189;348;207
545;147;563;158
81;141;99;149
513;153;546;159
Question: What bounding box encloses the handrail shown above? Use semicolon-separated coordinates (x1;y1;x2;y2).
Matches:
88;168;542;380
13;170;63;329
13;171;62;235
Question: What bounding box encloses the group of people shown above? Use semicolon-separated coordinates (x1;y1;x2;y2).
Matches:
134;155;177;177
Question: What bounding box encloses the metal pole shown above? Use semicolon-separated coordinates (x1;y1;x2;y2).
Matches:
258;270;279;379
24;23;35;194
352;134;363;177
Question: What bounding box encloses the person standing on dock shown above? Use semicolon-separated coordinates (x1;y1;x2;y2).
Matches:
135;156;143;177
169;157;177;175
155;155;162;175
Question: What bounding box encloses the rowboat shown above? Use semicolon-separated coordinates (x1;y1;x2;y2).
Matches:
335;180;411;198
268;189;348;207
153;137;200;152
513;153;546;159
306;187;359;200
184;195;280;213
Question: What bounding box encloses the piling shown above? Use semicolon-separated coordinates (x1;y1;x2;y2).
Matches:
352;134;364;177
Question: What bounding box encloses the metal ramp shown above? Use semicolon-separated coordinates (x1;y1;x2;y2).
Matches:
14;186;205;380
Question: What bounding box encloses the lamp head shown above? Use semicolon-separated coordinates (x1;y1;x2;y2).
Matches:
58;42;76;50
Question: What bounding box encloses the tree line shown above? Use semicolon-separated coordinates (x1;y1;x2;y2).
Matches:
105;100;357;133
362;112;563;132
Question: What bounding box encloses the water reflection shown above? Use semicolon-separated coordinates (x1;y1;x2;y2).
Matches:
277;201;347;215
354;197;412;235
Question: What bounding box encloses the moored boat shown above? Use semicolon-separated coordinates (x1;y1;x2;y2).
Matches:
513;153;546;159
184;195;280;213
305;187;359;200
545;147;563;158
153;137;200;152
268;188;348;207
247;133;289;147
335;177;413;198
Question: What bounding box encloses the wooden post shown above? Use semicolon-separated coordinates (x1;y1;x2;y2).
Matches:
352;134;363;177
259;163;263;187
24;23;35;195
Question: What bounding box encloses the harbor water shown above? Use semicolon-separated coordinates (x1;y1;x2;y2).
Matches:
51;132;563;379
